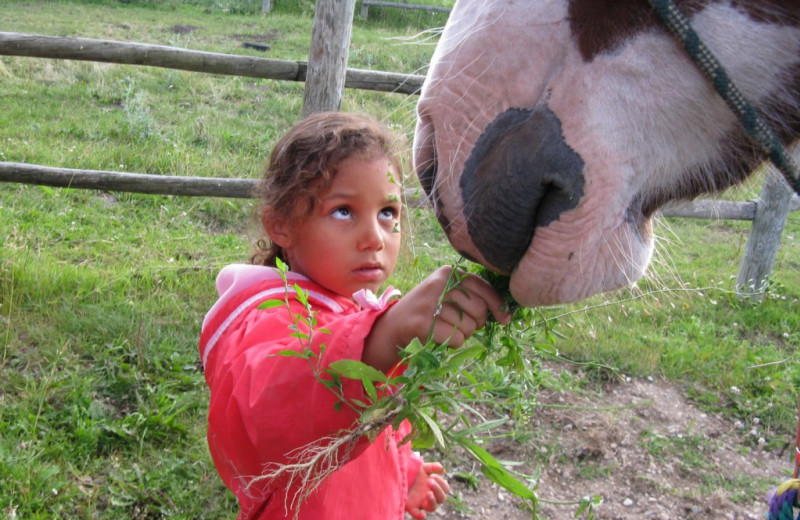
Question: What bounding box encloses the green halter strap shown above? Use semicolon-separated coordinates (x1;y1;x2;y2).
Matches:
647;0;800;196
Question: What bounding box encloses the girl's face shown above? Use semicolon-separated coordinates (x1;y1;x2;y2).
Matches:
269;155;403;298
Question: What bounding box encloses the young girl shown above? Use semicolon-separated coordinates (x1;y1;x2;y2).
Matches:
199;112;509;520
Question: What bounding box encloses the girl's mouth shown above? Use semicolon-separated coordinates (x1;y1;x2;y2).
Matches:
353;265;384;281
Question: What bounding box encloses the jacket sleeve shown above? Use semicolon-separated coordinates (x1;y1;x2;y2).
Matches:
204;298;397;490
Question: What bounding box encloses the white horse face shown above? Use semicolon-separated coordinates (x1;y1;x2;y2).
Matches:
414;0;800;306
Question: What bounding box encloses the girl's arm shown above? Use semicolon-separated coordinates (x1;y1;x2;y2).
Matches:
363;266;510;372
205;299;393;488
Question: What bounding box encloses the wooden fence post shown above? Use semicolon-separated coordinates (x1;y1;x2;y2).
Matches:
302;0;357;117
262;0;271;13
736;146;799;300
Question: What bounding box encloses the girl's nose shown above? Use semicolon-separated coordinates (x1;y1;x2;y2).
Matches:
358;218;385;251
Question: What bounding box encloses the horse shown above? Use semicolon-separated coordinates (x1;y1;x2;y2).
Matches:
413;0;800;306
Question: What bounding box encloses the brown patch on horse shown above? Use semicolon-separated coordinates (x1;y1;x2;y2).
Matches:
732;0;800;27
567;0;702;61
568;0;799;62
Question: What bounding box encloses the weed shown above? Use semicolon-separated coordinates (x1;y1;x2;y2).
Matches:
447;492;474;515
123;79;160;140
454;471;480;491
575;461;614;480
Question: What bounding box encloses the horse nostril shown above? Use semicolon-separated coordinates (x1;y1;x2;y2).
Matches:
460;106;585;273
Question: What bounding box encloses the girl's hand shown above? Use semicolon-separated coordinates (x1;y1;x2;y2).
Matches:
405;462;450;519
364;266;511;371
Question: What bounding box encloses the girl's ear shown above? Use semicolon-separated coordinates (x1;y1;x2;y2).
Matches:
262;209;293;248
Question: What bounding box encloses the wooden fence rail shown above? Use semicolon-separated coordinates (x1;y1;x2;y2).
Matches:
360;1;452;19
4;161;799;218
0;32;425;95
0;162;256;199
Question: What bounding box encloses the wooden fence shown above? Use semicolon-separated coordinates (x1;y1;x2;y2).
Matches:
0;21;798;297
0;32;424;95
359;1;451;19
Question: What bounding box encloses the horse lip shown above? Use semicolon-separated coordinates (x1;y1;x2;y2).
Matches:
625;197;654;246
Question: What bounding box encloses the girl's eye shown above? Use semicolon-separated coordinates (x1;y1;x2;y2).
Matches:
379;207;398;220
331;207;352;220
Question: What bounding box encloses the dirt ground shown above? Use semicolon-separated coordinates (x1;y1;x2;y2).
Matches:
431;369;793;520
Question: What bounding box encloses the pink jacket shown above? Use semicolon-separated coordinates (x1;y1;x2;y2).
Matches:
199;264;422;520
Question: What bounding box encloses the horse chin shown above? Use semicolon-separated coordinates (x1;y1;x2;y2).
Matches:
507;212;655;307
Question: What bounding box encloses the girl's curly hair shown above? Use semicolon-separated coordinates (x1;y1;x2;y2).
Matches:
251;111;406;267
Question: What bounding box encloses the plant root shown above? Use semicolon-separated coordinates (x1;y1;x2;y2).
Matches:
249;396;406;519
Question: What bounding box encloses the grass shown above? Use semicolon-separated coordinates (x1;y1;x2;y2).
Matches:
1;187;243;517
1;0;799;517
551;204;800;434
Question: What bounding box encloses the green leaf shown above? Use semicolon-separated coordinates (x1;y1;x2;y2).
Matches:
444;345;485;369
401;337;425;356
462;370;478;386
275;257;289;272
293;284;309;306
460;439;537;502
417;410;445;449
257;299;284;310
415;351;441;370
362;378;378;403
327;372;342;389
274;349;308;359
463;418;509;434
411;419;435;450
481;465;537;502
328;359;388;383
